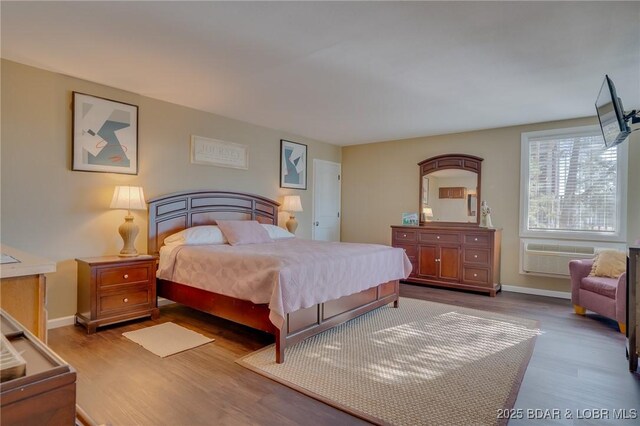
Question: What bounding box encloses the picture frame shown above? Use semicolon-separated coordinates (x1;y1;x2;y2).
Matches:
280;140;307;190
402;212;419;225
190;135;248;170
72;92;138;175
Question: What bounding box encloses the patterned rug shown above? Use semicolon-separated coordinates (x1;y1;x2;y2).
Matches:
238;297;539;426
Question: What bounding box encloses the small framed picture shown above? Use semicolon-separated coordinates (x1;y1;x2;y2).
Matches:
402;212;419;225
72;92;138;174
280;140;307;190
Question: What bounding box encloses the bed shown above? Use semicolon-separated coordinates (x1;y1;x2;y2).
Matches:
148;191;410;363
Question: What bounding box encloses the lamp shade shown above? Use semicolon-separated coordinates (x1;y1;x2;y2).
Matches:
282;195;303;212
110;186;147;211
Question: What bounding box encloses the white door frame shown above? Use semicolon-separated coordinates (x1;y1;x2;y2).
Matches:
312;159;341;241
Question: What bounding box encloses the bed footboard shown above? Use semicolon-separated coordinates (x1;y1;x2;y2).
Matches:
276;279;400;363
157;279;400;363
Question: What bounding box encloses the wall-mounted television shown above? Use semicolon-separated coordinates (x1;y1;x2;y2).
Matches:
595;75;631;148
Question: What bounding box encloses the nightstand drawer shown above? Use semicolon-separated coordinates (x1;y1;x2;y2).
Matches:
99;288;150;314
98;265;150;288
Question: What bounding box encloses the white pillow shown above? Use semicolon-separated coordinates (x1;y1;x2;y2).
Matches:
261;224;295;240
164;226;228;246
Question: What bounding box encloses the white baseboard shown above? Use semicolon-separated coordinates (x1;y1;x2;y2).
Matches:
47;315;75;329
47;298;176;330
502;285;571;300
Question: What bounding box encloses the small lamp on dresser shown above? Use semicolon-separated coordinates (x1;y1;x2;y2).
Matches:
422;206;434;222
282;195;303;234
110;185;146;257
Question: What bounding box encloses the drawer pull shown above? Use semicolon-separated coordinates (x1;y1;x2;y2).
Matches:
473;273;478;277
123;298;129;303
437;236;440;239
124;274;129;279
403;234;407;237
474;238;478;241
474;255;478;258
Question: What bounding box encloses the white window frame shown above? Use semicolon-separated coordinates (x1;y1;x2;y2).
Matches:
519;125;628;242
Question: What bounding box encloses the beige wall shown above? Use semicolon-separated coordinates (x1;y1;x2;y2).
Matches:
342;118;640;293
1;60;341;319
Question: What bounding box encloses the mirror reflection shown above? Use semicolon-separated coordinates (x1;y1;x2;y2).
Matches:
421;169;478;223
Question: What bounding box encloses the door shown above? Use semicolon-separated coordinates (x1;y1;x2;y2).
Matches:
312;159;341;241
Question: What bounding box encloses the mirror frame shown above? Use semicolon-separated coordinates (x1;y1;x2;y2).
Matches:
418;154;483;226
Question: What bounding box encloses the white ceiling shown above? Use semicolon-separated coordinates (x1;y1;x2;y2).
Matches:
1;1;638;146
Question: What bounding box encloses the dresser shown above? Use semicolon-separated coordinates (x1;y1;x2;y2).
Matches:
391;225;501;296
75;256;159;333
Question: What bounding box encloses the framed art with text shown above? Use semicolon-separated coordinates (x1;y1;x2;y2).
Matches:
280;139;307;189
72;92;138;174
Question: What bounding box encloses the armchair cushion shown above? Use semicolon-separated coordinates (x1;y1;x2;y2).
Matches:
590;250;626;278
580;276;618;299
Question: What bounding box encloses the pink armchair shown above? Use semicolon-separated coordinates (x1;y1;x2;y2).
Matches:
569;258;626;333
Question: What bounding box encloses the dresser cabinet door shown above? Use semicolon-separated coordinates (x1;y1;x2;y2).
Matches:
418;245;438;278
439;246;461;281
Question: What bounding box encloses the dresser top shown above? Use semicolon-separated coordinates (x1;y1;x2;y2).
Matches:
391;225;501;232
0;245;56;279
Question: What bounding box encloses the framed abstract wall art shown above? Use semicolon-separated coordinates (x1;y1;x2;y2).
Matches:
72;92;138;174
280;139;307;189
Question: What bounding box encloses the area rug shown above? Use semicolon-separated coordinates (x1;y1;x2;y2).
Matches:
238;297;539;426
122;322;214;357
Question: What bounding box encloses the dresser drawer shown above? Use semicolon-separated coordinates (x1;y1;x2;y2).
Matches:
463;248;490;265
419;232;460;244
464;233;491;246
393;229;417;243
98;265;151;288
463;267;490;285
395;244;417;259
99;288;150;314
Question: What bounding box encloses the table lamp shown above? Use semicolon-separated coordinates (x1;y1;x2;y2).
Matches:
282;195;303;234
422;206;434;222
110;186;146;257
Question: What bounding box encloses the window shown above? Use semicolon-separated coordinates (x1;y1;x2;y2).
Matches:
520;126;627;241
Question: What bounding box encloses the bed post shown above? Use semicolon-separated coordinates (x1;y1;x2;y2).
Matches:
394;280;400;308
275;326;286;364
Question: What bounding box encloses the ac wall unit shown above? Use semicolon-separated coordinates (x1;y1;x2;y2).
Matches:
520;239;625;277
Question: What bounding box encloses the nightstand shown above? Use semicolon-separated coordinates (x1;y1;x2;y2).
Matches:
75;255;159;333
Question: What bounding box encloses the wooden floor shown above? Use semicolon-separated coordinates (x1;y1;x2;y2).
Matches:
48;284;640;425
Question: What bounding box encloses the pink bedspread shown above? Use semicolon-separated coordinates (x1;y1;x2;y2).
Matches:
157;239;412;328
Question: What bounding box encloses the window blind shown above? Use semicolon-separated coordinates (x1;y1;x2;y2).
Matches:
526;133;618;233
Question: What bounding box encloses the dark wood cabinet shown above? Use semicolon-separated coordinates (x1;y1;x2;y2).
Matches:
392;225;501;296
1;310;76;425
438;187;467;199
75;256;159;333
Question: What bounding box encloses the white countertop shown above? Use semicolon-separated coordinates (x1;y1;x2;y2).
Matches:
0;245;56;279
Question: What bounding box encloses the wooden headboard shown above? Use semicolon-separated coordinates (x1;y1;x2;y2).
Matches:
147;191;280;255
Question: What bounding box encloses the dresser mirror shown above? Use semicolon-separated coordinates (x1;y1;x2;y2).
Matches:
418;154;482;225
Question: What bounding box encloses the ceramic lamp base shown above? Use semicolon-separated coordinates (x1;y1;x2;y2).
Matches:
285;216;298;234
118;215;139;257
